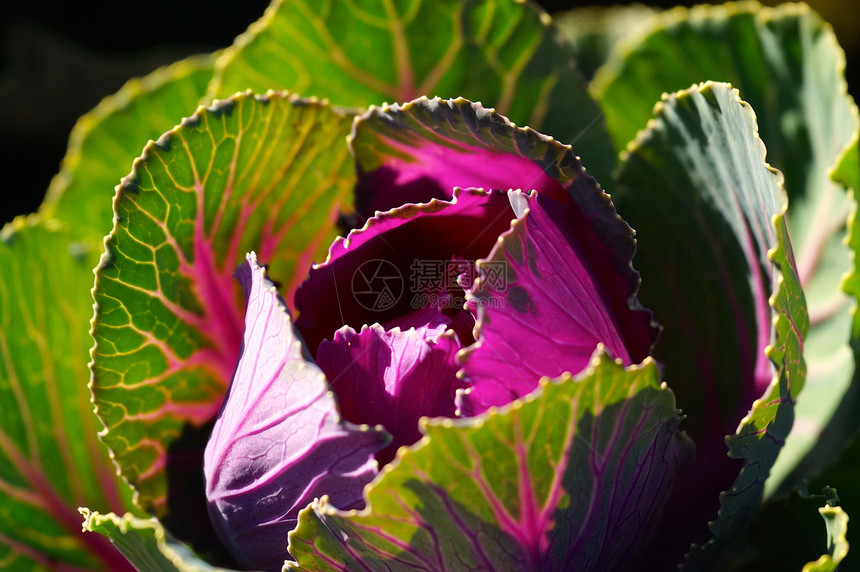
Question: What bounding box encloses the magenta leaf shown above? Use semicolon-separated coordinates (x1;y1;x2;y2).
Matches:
458;189;656;415
301;97;654;368
350;97;577;222
316;319;465;466
204;253;388;571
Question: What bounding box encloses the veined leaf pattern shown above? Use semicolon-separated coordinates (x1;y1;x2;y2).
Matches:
0;218;136;570
289;352;692;571
89;92;355;544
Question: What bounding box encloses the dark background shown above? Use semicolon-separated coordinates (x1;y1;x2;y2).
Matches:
2;0;857;226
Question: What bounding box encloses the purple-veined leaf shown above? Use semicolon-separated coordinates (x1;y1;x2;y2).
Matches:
1;53;214;571
209;0;615;185
612;83;807;567
458;188;654;415
205;253;387;571
0;218;136;570
288;351;693;571
295;187;513;353
316;320;463;466
90;91;355;555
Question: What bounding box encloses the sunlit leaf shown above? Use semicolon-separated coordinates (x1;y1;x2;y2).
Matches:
89;92;355;555
80;509;240;572
209;0;615;184
613;82;805;567
0;218;136;570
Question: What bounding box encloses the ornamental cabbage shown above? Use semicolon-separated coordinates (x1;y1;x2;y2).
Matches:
1;1;857;571
203;98;672;569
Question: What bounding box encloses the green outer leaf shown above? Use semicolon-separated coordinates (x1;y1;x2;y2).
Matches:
553;4;658;82
613;83;806;567
594;2;856;197
767;19;859;493
40;53;215;244
89;92;356;539
834;137;860;203
287;351;692;571
783;132;860;567
714;485;848;570
79;509;242;572
706;202;804;545
699;89;807;564
208;0;615;185
595;3;859;490
0;218;135;571
802;501;850;572
832;134;860;433
805;416;860;570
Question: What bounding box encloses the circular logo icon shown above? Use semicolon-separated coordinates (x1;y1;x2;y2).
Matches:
352;259;404;312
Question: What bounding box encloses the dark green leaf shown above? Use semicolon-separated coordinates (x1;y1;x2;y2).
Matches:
613;82;805;567
595;4;859;490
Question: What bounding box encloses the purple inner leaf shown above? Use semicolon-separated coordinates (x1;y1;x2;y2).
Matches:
295;188;515;354
459;191;655;415
316;318;465;466
204;253;388;571
348;99;654;376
